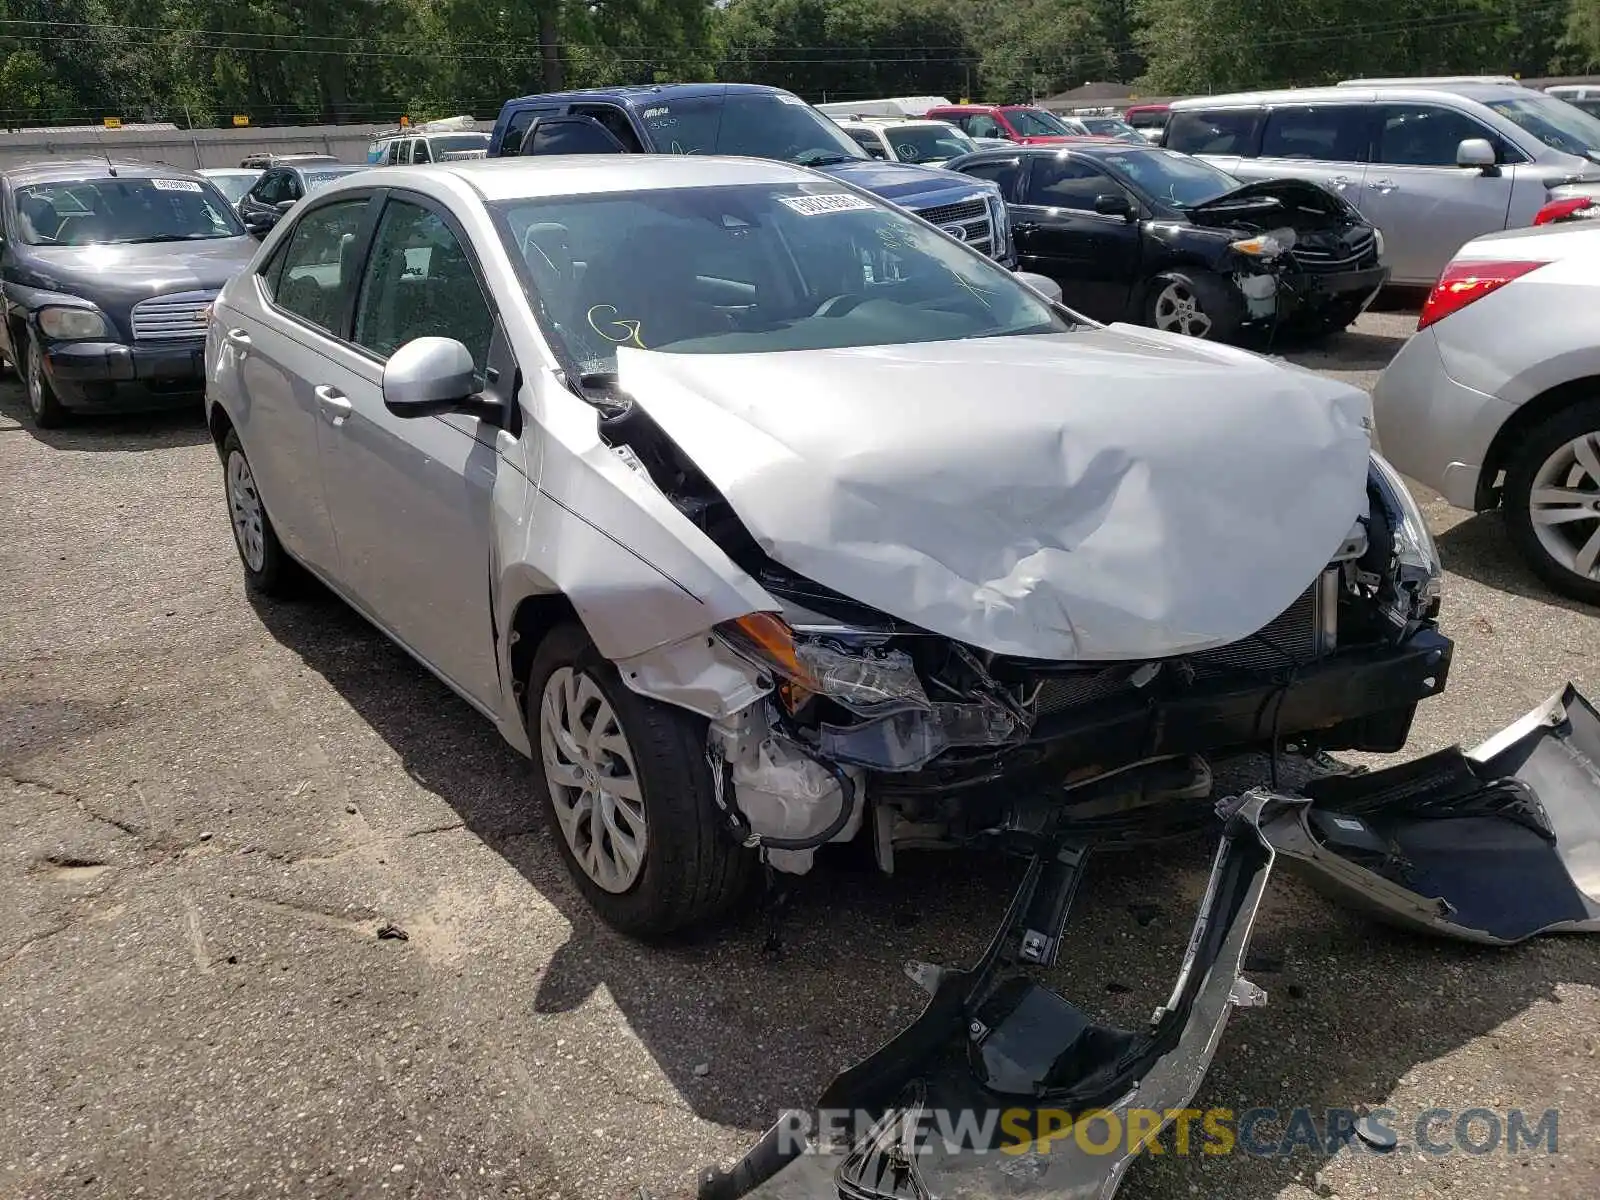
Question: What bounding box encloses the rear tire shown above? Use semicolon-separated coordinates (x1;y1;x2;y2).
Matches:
526;623;753;937
1143;269;1243;342
24;334;68;429
1503;399;1600;605
221;429;301;597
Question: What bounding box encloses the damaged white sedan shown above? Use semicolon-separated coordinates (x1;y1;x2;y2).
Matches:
205;154;1600;1199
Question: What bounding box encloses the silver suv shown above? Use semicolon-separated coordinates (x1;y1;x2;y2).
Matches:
1166;82;1600;285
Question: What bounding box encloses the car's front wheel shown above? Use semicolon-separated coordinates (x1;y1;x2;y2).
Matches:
527;623;752;937
1144;270;1243;341
24;334;68;429
1504;400;1600;604
220;428;300;596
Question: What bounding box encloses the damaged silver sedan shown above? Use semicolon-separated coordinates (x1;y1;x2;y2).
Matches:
201;154;1599;1199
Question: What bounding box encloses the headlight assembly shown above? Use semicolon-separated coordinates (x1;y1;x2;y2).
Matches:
1370;450;1443;617
718;612;930;713
37;306;109;340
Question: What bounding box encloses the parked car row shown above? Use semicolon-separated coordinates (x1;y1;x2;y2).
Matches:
8;82;1600;1200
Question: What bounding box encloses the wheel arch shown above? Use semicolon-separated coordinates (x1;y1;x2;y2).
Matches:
207;398;236;455
1477;374;1600;511
507;591;584;720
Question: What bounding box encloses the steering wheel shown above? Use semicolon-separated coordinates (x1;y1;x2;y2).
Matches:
811;293;868;318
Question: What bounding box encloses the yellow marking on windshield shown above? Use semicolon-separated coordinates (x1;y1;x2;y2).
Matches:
587;304;646;349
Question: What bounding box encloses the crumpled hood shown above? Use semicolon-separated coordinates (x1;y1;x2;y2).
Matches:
1187;177;1353;221
616;329;1372;661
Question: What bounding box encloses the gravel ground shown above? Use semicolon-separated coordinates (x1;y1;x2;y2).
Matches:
3;308;1598;1200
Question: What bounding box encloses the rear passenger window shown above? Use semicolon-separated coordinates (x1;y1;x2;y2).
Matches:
1260;106;1369;162
1377;104;1503;166
963;114;1003;139
353;199;494;380
272;199;370;331
1165;109;1262;156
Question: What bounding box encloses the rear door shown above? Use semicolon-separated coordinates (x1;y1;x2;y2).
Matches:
220;194;377;576
314;192;506;708
1163;106;1263;174
569;102;646;152
1012;154;1142;321
1365;103;1519;285
1252;104;1373;208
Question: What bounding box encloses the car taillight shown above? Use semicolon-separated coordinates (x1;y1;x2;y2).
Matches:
1533;196;1597;225
1417;259;1548;331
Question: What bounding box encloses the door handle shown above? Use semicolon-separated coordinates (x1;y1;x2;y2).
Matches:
1012;221;1038;233
226;328;251;349
1329;175;1353;187
314;385;353;423
1368;178;1398;192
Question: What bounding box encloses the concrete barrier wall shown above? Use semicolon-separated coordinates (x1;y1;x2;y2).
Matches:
0;124;392;170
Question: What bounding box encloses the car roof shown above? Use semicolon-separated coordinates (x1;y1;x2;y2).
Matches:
1170;82;1532;108
199;167;262;176
328;155;822;204
2;158;208;185
501;82;788;108
284;163;362;176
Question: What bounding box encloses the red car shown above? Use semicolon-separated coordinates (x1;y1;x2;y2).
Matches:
923;104;1082;145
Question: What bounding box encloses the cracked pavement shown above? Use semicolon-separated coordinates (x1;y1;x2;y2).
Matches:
3;309;1600;1200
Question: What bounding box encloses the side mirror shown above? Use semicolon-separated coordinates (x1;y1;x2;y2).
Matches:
275;198;297;213
383;336;478;417
1457;138;1497;171
1093;192;1135;219
1014;270;1063;303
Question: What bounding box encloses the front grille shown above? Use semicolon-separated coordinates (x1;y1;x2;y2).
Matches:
908;197;996;258
1191;582;1322;675
1290;231;1378;274
130;290;216;341
1034;668;1132;716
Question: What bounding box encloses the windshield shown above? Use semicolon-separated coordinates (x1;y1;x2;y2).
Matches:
494;182;1068;376
1005;108;1071;137
204;173;260;204
14;177;245;245
885;124;977;163
638;92;867;167
303;169;358;192
1097;148;1241;207
1082;117;1146;143
431;133;490;155
1486;95;1600;160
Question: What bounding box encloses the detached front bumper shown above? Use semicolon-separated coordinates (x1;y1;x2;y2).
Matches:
701;793;1282;1200
44;338;207;410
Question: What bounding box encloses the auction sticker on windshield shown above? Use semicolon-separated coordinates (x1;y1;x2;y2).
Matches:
151;178;203;192
778;193;875;216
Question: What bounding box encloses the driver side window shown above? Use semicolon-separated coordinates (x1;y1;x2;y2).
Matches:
964;115;1002;138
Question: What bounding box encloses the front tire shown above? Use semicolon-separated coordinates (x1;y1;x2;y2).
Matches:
527;623;752;937
1144;269;1243;341
24;334;68;429
1504;399;1600;605
221;429;300;596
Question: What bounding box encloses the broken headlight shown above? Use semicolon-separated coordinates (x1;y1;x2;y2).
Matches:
718;613;930;713
1230;227;1297;259
1369;450;1443;618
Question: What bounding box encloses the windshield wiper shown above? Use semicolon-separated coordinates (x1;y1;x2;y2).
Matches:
795;153;855;167
124;233;225;243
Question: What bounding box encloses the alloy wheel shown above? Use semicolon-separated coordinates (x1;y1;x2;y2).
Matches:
26;340;45;417
1153;281;1214;338
226;449;267;573
1529;431;1600;580
539;666;647;894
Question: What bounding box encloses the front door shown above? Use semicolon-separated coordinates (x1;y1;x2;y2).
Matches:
1012;155;1142;321
314;193;506;708
1363;104;1518;285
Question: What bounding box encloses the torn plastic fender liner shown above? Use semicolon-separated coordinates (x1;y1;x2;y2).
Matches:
616;633;775;721
700;793;1281;1200
1262;684;1600;945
